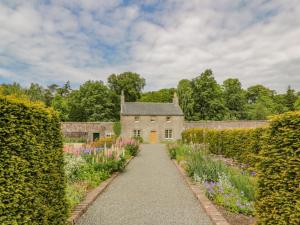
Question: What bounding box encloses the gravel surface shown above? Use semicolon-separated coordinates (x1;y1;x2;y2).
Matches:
76;144;213;225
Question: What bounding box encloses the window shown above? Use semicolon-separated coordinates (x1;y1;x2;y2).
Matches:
150;116;156;122
134;116;140;122
166;116;171;122
165;129;173;139
133;129;141;137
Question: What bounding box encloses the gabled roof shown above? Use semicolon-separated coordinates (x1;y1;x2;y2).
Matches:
121;102;184;116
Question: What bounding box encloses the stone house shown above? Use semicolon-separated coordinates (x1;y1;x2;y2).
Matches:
120;93;184;143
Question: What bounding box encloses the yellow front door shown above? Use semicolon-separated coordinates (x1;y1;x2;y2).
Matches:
149;131;157;144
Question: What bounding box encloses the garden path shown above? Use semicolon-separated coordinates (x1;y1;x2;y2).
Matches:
76;144;213;225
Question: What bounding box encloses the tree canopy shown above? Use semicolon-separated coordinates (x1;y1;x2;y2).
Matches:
1;69;298;122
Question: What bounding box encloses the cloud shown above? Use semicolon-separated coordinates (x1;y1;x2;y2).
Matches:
0;0;300;92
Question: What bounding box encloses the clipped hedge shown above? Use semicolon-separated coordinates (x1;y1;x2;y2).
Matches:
182;127;266;166
256;111;300;225
0;96;68;224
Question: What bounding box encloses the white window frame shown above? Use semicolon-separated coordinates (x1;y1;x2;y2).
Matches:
165;129;173;139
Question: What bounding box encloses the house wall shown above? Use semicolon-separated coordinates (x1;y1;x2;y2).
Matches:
121;115;185;142
184;120;268;129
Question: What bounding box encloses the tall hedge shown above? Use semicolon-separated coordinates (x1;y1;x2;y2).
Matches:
181;127;266;167
0;96;68;224
256;111;300;225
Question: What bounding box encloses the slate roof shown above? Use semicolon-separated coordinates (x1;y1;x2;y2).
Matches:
121;102;184;116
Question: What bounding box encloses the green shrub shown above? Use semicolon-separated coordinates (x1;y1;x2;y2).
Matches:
113;121;121;137
0;96;68;224
256;111;300;225
125;143;139;156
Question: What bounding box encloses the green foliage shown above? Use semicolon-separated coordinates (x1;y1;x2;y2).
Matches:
108;72;146;102
68;80;118;121
139;88;175;102
125;143;140;156
256;111;300;225
191;69;227;120
0;96;68;225
222;78;247;119
113;121;121;137
169;144;256;215
295;95;300;110
177;79;194;120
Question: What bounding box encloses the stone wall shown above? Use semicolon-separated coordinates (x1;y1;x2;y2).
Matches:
62;122;114;141
121;115;185;143
184;120;268;129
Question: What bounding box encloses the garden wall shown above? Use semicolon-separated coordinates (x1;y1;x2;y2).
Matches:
0;96;67;224
62;122;114;141
184;120;268;129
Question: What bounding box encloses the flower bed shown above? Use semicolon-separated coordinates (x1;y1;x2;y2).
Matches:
64;138;139;211
168;144;256;216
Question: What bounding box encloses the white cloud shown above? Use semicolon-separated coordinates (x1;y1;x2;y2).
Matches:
0;0;300;92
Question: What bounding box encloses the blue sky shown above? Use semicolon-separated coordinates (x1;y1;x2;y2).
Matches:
0;0;300;92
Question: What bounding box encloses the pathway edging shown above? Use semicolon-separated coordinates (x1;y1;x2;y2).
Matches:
172;160;231;225
67;157;133;225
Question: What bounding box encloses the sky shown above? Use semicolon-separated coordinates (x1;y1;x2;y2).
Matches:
0;0;300;92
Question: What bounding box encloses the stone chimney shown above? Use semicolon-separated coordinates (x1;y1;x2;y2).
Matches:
173;92;179;105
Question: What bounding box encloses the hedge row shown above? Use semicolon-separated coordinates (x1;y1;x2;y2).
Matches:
0;96;68;224
182;127;266;167
256;111;300;225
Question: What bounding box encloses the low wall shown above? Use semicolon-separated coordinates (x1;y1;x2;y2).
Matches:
62;122;114;141
184;120;268;129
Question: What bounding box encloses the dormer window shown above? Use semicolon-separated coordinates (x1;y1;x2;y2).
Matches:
134;116;140;122
166;116;171;122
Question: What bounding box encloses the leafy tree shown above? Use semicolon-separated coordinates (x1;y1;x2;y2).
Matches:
222;78;247;119
68;81;118;122
246;85;275;104
246;95;277;120
51;95;70;121
191;69;227;120
139;88;175;102
57;81;71;97
0;82;26;97
108;72;145;102
177;79;194;120
294;95;300;110
26;83;46;102
284;85;297;111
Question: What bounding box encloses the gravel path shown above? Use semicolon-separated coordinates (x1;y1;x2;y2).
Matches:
76;144;213;225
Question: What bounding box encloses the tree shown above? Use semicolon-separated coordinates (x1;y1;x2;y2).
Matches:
294;95;300;110
51;95;70;121
0;82;26;97
222;78;247;119
177;79;194;120
57;81;71;97
246;85;275;104
139;88;175;102
26;83;46;102
68;81;118;122
284;85;297;111
191;69;227;120
107;72;145;102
